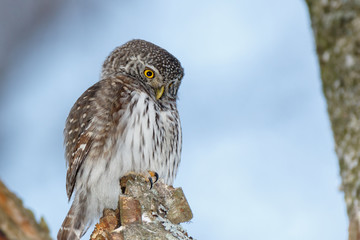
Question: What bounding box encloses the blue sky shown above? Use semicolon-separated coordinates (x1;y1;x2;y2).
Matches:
0;1;347;239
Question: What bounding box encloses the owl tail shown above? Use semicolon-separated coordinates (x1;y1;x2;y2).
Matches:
57;202;88;240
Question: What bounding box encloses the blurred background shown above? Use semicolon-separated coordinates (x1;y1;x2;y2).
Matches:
0;0;347;239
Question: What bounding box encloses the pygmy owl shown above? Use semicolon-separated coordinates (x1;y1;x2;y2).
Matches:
57;39;184;240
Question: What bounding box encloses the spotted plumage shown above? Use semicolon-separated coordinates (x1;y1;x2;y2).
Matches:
57;39;184;240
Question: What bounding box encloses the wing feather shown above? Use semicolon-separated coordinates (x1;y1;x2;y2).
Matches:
64;83;100;199
63;76;136;200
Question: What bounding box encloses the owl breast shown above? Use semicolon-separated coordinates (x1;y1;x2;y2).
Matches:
75;90;181;218
111;91;181;185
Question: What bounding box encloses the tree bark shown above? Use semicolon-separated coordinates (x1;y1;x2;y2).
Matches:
90;174;194;240
0;180;52;240
305;1;360;239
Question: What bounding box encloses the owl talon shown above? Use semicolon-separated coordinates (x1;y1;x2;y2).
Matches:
147;171;159;189
150;171;159;183
148;177;154;189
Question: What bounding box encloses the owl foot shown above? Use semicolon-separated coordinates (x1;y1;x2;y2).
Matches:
120;171;159;193
147;171;159;189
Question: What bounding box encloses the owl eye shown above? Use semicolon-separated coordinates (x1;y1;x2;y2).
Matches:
144;69;155;79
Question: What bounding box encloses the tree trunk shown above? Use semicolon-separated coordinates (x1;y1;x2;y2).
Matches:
305;1;360;239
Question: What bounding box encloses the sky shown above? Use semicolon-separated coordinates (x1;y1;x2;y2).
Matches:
0;1;347;239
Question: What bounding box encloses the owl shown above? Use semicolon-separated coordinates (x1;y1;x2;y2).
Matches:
57;39;184;240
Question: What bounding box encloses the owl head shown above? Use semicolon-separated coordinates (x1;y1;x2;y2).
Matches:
102;39;184;101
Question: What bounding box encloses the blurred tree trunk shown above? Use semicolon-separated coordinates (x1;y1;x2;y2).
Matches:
0;0;69;172
0;0;67;91
305;1;360;239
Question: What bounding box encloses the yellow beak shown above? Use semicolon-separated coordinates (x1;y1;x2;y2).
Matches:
156;86;165;100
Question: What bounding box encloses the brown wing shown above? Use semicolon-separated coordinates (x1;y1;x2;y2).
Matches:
63;76;137;200
64;82;101;200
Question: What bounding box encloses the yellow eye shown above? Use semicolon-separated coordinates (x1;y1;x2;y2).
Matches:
144;69;155;79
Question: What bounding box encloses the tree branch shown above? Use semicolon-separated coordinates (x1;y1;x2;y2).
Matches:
0;180;51;240
90;174;194;240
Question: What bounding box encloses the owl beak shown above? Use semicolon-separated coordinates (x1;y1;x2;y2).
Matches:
156;86;165;100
